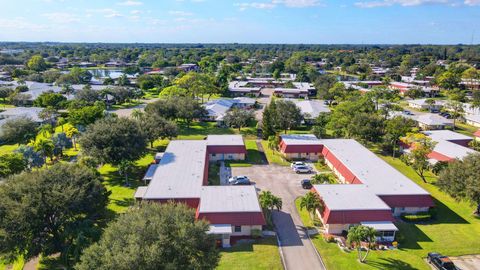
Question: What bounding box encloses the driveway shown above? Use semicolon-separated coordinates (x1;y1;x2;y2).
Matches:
231;165;326;270
451;255;480;270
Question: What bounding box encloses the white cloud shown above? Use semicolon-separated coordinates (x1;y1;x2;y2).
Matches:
42;12;80;23
169;10;194;16
117;0;143;6
130;10;141;14
355;0;450;8
86;8;123;18
272;0;320;7
464;0;480;5
235;0;321;10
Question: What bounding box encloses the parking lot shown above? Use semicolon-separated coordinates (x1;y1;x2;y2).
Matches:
230;163;326;270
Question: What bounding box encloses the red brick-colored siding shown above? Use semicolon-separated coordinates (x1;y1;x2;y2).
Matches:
207;145;247;154
197;212;266;226
321;205;394;224
379;194;435;208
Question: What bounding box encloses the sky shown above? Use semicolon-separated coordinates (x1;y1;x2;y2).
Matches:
0;0;479;44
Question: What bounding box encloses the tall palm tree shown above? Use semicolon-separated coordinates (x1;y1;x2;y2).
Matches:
347;225;377;263
300;191;324;219
259;191;282;225
35;139;55;164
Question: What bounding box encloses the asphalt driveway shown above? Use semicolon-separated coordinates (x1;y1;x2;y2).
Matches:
231;164;326;270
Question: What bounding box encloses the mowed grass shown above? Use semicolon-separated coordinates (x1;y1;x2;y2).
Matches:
298;150;480;270
260;141;289;166
216;237;283;270
178;122;257;140
98;152;155;214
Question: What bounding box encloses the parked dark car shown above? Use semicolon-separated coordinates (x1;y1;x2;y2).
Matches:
301;179;312;189
427;253;460;270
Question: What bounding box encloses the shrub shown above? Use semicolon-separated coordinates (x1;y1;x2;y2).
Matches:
251;229;262;238
401;211;432;222
323;234;335;243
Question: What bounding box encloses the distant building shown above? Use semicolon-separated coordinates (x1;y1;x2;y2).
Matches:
407;99;445;110
414;114;454;130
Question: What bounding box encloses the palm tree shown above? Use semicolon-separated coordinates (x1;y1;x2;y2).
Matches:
347;225;377;263
35;139;55;164
65;123;79;151
131;109;144;120
259;191;282;225
118;159;135;186
300;191;324;219
38;123;54;138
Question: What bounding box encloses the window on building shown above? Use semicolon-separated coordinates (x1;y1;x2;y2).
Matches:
212;153;216;157
383;231;395;237
234;226;242;232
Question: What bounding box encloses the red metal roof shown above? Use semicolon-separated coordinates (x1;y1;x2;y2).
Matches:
474;130;480;138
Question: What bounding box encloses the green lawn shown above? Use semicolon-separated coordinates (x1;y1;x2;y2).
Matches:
208;163;221;185
216;237;282;270
98;152;155;214
297;150;480;270
260;141;289;166
178;122;257;140
455;122;478;137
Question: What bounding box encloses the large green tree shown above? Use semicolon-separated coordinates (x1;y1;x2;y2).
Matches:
139;114;178;148
274;100;303;134
437;154;480;215
347;225;377;263
0;163;108;263
0;117;37;144
79;116;147;164
0;153;27;178
223;108;255;131
75;203;219;270
27;55;47;72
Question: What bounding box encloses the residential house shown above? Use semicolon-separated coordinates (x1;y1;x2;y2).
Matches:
135;136;265;247
283;137;434;236
414;114;454;130
287;100;330;124
407;99;445;111
279;134;323;161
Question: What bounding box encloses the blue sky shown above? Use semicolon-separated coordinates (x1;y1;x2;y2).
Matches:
0;0;479;44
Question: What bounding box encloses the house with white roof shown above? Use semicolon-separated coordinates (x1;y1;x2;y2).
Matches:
407;99;445;110
287;99;330;123
279;135;434;236
421;130;477;163
0;107;49;123
414;114;454;130
136;136;263;248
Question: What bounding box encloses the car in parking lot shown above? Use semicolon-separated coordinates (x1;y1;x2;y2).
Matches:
293;165;312;174
403;110;414;115
228;176;251;185
291;161;307;168
301;179;313;189
427;252;460;270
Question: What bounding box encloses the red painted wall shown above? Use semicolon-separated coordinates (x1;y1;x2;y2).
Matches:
321;204;394;224
207;145;247;154
379;194;435;208
197;212;266;226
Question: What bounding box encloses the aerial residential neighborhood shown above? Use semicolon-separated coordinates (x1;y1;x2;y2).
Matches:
1;1;480;270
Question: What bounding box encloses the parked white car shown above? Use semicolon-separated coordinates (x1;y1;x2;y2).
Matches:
290;161;306;168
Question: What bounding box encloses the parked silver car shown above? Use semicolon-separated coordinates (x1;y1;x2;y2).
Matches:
292;165;312;174
228;176;251;185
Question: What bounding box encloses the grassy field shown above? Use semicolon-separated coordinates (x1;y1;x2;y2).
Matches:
455;122;478;137
208;163;221;185
98;151;155;214
260;141;290;166
296;149;480;270
178;122;257;140
216;237;283;270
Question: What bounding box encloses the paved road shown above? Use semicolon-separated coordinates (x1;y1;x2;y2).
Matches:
232;165;326;270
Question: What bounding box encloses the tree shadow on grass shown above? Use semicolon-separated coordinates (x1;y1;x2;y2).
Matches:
430;197;469;224
394;222;432;250
367;258;417;270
